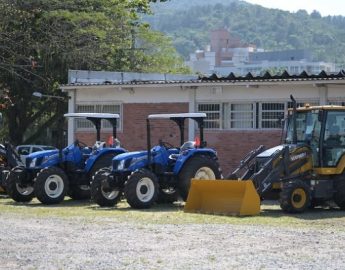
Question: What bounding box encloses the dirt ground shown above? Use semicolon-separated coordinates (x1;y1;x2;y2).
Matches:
1;197;345;270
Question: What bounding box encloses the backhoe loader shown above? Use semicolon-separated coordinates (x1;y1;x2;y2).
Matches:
185;96;345;215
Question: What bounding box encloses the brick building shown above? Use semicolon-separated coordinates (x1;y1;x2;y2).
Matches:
61;70;345;174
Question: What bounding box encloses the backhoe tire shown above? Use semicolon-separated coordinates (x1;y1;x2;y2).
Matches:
124;169;159;209
178;155;221;201
334;180;345;210
91;168;122;207
279;180;311;213
34;167;68;205
6;166;34;202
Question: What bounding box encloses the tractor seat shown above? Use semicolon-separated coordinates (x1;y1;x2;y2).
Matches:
169;141;196;160
93;141;106;151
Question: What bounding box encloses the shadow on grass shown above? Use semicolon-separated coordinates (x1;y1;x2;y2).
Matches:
260;206;345;220
2;198;93;208
89;201;185;213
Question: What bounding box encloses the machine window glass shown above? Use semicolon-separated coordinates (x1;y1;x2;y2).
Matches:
323;111;345;166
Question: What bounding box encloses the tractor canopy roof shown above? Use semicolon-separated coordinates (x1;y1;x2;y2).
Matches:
148;113;206;119
64;113;120;119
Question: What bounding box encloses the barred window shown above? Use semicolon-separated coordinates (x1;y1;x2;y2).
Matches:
198;103;221;129
328;100;345;106
75;104;121;130
260;103;285;128
197;100;320;130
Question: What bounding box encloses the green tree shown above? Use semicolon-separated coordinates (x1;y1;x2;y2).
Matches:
0;0;186;146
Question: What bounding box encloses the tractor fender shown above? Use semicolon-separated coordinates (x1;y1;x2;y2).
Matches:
173;149;218;175
85;147;126;173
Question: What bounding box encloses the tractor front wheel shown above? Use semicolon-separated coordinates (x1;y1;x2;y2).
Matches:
7;166;34;202
34;167;68;205
279;180;311;213
178;156;221;201
91;168;122;207
124;169;159;209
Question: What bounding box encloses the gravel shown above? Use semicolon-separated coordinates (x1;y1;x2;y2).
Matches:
1;213;345;270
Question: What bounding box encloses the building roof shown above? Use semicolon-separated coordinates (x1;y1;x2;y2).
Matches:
61;70;345;88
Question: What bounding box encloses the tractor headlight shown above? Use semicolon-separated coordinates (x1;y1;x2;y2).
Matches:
117;159;126;170
29;158;37;168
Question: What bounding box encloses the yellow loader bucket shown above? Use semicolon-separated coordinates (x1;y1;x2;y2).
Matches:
184;179;260;216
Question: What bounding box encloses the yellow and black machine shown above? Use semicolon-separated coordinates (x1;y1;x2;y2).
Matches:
185;96;345;215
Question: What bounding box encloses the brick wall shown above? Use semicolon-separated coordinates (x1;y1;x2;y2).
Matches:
203;130;282;175
75;102;282;175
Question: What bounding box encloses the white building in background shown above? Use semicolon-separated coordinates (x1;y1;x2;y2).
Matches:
186;29;336;76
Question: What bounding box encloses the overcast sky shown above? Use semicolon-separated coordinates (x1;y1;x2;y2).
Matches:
244;0;345;16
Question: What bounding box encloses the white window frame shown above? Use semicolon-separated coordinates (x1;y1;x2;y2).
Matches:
197;100;320;130
259;102;286;129
225;102;255;129
75;102;123;131
197;103;222;130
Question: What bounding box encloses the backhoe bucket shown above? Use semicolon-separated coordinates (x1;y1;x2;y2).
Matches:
184;179;261;216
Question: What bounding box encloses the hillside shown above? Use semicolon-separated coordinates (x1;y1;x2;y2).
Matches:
147;1;345;66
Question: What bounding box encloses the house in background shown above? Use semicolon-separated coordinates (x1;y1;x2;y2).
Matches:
61;69;345;173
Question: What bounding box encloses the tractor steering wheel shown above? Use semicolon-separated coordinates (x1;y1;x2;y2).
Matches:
159;140;174;149
74;139;88;148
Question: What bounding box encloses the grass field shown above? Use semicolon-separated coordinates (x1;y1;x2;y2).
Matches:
1;195;345;230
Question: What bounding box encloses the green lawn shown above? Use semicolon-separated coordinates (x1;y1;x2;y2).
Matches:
1;195;345;230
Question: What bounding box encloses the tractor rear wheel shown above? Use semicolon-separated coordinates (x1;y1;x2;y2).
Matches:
34;167;68;205
124;169;159;209
279;180;311;213
334;180;345;210
178;155;221;201
6;166;34;202
91;168;122;207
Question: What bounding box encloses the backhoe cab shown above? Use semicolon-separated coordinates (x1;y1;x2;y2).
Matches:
185;96;345;215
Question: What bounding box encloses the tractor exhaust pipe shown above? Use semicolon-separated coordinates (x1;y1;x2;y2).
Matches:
290;95;298;144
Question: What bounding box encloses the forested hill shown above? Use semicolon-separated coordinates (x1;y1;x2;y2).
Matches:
147;0;345;66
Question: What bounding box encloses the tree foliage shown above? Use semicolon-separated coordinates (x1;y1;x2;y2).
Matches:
0;0;187;146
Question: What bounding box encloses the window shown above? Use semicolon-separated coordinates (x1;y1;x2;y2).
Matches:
328;100;345;106
226;103;254;129
198;103;221;129
197;100;319;130
75;103;122;130
260;103;285;128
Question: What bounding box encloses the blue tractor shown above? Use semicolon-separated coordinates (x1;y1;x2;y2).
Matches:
7;113;126;204
91;113;221;209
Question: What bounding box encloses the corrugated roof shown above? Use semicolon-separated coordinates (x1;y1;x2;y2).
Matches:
61;70;345;87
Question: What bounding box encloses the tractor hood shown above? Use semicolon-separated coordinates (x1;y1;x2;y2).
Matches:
257;145;285;158
27;149;59;159
112;151;148;171
257;144;308;159
25;149;60;168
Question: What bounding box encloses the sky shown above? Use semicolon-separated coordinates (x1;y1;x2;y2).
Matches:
244;0;345;16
